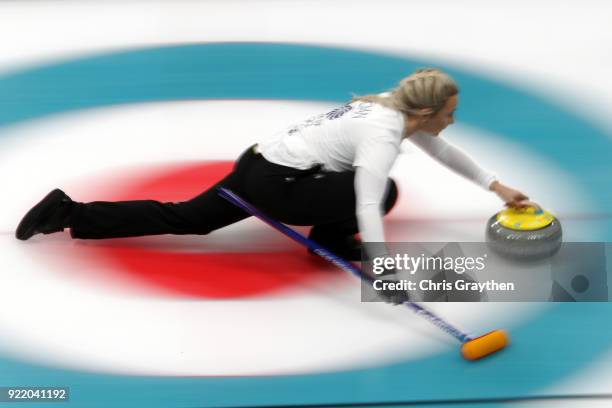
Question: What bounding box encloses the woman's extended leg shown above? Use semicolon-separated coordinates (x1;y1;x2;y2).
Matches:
69;172;250;239
17;147;260;241
69;148;266;239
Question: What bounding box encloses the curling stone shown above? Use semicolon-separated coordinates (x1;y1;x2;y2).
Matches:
486;206;562;259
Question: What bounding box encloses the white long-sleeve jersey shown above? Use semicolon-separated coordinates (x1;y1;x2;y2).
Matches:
257;100;497;244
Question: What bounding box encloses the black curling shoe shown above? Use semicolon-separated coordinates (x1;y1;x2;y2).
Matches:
15;189;74;241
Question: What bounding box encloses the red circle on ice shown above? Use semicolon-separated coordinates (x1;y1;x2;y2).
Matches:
69;161;341;299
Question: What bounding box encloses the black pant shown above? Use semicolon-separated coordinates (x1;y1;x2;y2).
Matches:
70;146;398;240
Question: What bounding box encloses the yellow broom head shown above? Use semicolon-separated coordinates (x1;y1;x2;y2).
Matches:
461;330;509;361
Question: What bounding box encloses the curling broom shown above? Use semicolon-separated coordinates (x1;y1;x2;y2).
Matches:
217;187;509;361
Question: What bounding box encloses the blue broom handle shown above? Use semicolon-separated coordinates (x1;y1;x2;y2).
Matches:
217;187;472;343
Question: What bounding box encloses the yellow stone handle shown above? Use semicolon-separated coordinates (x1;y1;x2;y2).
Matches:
497;205;555;231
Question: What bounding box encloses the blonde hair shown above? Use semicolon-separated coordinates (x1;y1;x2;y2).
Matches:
352;68;459;116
